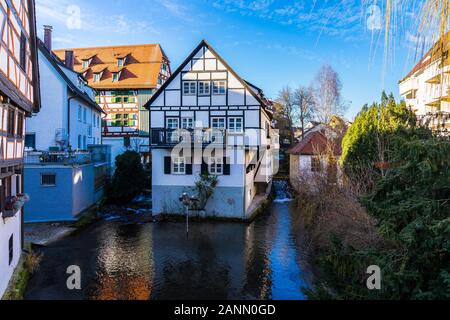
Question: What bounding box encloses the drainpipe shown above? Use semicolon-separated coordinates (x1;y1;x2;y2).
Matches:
68;95;76;150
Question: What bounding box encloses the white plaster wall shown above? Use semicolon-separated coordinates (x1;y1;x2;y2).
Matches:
27;51;102;151
0;211;21;298
69;98;102;149
0;174;22;298
152;149;245;188
27;51;65;151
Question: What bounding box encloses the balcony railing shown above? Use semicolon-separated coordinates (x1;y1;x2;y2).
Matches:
103;126;139;137
151;129;226;147
25;151;93;165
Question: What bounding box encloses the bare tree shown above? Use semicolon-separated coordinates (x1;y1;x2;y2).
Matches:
312;65;347;124
276;86;297;143
294;85;315;138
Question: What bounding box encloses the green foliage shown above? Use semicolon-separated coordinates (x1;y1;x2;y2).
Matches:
341;92;428;173
106;151;147;204
309;94;450;300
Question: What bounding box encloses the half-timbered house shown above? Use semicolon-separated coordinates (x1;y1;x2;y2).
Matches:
145;40;277;220
0;0;40;298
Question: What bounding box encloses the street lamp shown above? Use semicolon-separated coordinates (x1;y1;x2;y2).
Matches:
179;193;199;238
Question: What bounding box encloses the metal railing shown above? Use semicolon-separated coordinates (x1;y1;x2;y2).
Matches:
24;151;93;165
151;129;226;147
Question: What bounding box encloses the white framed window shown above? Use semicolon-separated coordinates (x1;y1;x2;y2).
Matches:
212;117;226;129
213;81;227;95
182;118;194;129
167;118;180;143
198;81;210;96
209;158;223;175
173;157;186;175
211;117;226;144
228;117;243;133
167;118;179;130
183;81;197;95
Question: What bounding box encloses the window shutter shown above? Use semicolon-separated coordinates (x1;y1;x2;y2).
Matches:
201;160;208;175
164;157;172;174
186;164;193;175
223;157;231;176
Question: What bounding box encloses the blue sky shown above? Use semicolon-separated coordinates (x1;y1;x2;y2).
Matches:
35;0;425;120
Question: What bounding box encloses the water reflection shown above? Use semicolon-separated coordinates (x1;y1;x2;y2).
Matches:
25;185;310;300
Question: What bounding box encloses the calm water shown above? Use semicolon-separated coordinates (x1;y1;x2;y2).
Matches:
25;181;311;300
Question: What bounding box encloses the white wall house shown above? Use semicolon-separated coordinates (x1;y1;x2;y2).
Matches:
146;40;277;220
23;33;108;224
289;130;343;187
26;39;103;152
399;34;450;136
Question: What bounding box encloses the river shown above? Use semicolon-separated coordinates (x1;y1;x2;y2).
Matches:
24;181;311;300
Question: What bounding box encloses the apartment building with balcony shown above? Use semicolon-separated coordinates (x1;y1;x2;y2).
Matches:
145;40;277;220
0;0;40;298
54;43;171;166
399;33;450;136
23;29;108;223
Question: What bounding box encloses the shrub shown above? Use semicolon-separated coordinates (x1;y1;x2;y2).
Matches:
106;151;147;204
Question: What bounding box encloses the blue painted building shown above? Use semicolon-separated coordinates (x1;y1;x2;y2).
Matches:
24;157;107;223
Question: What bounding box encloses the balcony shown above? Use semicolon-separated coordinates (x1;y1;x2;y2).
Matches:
103;126;139;138
151;129;227;147
400;78;418;96
25;151;92;166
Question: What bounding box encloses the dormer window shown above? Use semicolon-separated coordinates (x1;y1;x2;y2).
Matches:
112;72;119;82
118;58;125;68
82;60;90;69
93;73;102;82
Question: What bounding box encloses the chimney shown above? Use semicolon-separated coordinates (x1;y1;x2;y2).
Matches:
43;25;53;51
65;50;74;70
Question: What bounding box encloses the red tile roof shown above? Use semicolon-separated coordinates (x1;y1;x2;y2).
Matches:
288;131;342;156
54;44;168;89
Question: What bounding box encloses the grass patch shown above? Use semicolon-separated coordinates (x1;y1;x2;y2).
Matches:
2;243;42;300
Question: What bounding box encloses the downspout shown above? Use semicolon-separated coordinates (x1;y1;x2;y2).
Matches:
68;94;76;149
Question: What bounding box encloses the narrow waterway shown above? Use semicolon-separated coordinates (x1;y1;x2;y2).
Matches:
25;181;311;300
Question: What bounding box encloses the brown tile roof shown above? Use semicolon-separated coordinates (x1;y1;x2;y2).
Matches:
53;44;168;89
288;131;342;156
401;32;450;82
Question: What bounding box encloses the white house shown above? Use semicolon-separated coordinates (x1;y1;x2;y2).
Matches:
26;32;103;152
145;40;277;220
399;33;450;136
289;126;344;187
23;31;108;223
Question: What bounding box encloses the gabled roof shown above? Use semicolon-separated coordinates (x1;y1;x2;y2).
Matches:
288;131;342;156
38;39;104;114
53;44;169;90
143;39;271;116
